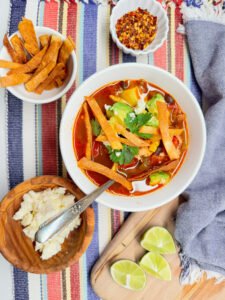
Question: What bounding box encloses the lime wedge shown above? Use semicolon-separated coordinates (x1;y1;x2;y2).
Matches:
140;226;176;254
139;252;172;281
110;260;146;291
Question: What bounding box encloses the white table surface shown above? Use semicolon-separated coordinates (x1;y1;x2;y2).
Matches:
0;1;14;299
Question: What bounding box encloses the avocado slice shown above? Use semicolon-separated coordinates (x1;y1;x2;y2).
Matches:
108;102;133;125
120;86;140;107
149;171;170;186
146;94;165;127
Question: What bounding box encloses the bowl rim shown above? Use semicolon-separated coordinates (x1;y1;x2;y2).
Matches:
0;26;77;104
60;63;207;212
0;175;95;274
110;0;169;56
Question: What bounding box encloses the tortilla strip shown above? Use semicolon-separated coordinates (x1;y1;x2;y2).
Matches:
115;123;149;147
85;96;123;150
3;34;19;63
58;36;75;65
96;135;137;147
39;35;50;48
0;60;23;69
25;61;55;92
18;17;39;56
83;103;93;160
35;63;64;94
78;157;132;191
129;159;179;182
157;102;180;160
10;35;27;63
109;95;131;106
139;126;184;137
0;73;32;88
7;46;47;75
45;81;57;90
34;35;62;76
54;77;63;87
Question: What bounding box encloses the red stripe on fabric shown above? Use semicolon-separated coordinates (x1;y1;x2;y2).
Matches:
154;40;167;70
114;43;119;65
43;2;61;299
42;1;58;177
70;262;80;300
175;8;184;81
116;210;120;231
66;2;77;102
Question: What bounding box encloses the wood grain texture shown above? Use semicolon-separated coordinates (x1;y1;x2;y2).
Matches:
0;175;95;274
91;198;225;300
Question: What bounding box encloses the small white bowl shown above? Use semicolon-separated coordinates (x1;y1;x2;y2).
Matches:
0;26;77;104
60;63;206;212
110;0;169;56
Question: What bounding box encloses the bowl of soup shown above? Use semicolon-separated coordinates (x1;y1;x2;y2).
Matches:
60;63;206;211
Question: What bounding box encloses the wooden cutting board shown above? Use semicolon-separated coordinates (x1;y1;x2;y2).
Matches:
91;198;225;300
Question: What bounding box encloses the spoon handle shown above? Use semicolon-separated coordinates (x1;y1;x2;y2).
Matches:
35;180;114;243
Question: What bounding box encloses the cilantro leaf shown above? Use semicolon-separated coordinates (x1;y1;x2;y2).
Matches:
91;119;101;136
124;112;152;138
107;144;138;166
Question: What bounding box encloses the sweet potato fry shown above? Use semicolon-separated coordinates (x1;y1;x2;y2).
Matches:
34;35;62;76
39;35;50;48
78;157;133;191
18;17;39;56
54;77;63;87
85;96;123;150
3;34;20;62
7;45;47;75
157;101;180;160
115;123;149;147
0;73;31;88
83;103;93;160
0;60;22;69
129;159;179;182
10;34;27;63
25;61;55;92
35;63;64;94
96;135;137;147
58;36;75;65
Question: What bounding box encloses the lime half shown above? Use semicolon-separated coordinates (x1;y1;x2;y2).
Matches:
139;252;172;281
110;260;146;291
140;226;176;254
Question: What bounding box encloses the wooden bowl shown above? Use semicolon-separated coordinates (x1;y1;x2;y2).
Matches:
0;176;95;274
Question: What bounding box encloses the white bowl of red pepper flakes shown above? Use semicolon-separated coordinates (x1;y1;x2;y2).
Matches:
110;0;169;56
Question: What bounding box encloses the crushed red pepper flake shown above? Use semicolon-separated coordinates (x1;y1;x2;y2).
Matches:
115;7;157;50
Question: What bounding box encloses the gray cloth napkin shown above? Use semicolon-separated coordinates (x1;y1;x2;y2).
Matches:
175;18;225;283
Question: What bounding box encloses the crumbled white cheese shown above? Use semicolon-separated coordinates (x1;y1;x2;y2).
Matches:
134;94;147;114
13;188;81;260
103;141;110;147
115;151;121;157
129;112;136;120
104;104;112;111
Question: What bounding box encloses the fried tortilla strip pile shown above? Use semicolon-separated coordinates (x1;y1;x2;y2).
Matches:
34;35;62;76
129;159;179;182
83;103;93;160
39;35;50;48
78;157;133;191
8;46;48;75
85;96;123;150
157;101;180;160
0;60;22;69
18;17;39;56
35;63;64;94
96;135;136;147
0;74;31;88
3;34;20;63
115;123;149;147
25;61;56;92
58;36;75;65
10;35;27;63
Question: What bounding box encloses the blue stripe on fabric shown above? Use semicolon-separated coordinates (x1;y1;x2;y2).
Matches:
83;4;99;300
9;2;29;300
122;53;136;63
